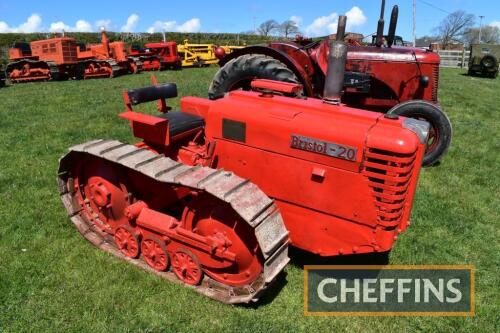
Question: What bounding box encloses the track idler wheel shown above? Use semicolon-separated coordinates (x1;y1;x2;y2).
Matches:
182;197;263;286
171;250;203;285
142;238;170;271
114;226;140;258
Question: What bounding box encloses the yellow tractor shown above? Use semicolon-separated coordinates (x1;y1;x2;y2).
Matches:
177;39;244;67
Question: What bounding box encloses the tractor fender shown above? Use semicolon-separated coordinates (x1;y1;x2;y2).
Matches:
219;45;314;96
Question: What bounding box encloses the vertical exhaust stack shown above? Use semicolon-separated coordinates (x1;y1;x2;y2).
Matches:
375;0;386;47
323;15;347;105
100;28;110;57
386;5;399;48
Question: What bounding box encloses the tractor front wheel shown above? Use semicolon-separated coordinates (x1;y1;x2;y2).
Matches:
209;54;300;100
388;100;452;167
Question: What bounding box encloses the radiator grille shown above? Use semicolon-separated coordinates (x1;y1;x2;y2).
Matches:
362;148;417;228
431;65;439;102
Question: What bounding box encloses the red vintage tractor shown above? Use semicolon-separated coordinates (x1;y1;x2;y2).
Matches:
209;1;451;167
58;16;429;303
6;37;80;82
128;44;163;71
76;30;142;79
144;41;182;70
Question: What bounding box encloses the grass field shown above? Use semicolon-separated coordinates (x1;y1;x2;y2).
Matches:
0;67;498;332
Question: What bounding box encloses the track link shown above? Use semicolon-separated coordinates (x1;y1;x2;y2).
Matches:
58;139;289;304
128;57;143;73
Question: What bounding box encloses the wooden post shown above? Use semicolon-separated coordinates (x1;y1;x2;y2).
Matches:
461;49;466;68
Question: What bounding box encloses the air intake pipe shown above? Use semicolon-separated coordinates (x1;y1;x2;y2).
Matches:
386;5;399;47
323;15;347;105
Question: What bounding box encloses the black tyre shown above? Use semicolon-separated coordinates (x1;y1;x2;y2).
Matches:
480;55;498;73
388;100;452;167
209;54;299;100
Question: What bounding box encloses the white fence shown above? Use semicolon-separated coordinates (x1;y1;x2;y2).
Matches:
436;50;470;68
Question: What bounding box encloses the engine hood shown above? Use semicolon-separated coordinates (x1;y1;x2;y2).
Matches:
184;91;423;173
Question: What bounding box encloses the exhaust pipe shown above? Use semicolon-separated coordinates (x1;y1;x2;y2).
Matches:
100;27;110;57
323;15;347;105
375;0;386;47
386;5;399;47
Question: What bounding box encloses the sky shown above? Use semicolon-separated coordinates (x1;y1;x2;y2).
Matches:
0;0;499;39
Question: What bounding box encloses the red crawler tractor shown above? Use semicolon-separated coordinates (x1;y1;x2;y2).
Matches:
6;37;79;82
77;30;142;79
128;41;182;71
128;44;163;71
144;41;182;70
210;0;451;166
58;17;429;303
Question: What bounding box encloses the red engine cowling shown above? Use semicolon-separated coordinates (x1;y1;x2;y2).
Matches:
175;88;428;256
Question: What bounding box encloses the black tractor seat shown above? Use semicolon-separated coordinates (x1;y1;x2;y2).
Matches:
157;112;205;138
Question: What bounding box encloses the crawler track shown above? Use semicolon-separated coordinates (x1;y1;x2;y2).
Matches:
58;139;289;303
6;60;60;83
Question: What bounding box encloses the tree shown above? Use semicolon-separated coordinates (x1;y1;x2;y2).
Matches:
434;11;475;48
280;20;299;38
415;35;439;48
257;20;279;37
463;26;500;45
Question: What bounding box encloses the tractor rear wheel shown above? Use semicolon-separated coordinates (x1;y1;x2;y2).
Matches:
388;100;452;167
209;54;300;100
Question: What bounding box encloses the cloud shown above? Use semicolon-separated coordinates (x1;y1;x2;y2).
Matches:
95;19;112;31
121;14;139;32
345;6;367;28
147;18;201;33
49;19;93;32
490;21;500;29
147;20;177;33
305;6;366;37
176;18;201;32
290;16;302;27
0;13;42;33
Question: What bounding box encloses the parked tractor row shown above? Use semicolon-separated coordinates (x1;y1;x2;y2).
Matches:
3;32;242;84
6;31;140;83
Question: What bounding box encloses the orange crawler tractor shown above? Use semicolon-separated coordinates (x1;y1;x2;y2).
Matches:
58;16;429;303
6;38;79;83
77;30;142;79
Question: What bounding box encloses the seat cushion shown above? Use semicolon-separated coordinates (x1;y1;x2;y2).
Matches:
157;112;204;138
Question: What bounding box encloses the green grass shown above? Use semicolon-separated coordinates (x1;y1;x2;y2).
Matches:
0;68;498;332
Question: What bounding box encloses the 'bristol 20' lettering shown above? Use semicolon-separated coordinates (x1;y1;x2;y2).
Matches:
291;136;327;154
290;134;358;162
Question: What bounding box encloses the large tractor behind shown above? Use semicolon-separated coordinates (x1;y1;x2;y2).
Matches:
209;0;452;166
58;17;429;303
